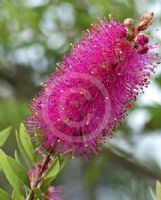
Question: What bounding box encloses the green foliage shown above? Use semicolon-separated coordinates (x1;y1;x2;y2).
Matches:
0;188;12;200
19;123;36;162
34;188;43;200
41;154;68;192
0;127;11;147
16;123;37;169
0;124;68;199
0;150;23;196
45;157;61;179
44;154;67;179
40;177;54;193
7;153;30;188
16;130;32;168
14;150;21;163
12;190;21;200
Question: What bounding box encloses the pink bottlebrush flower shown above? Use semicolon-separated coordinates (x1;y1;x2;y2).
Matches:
26;13;159;157
45;186;63;200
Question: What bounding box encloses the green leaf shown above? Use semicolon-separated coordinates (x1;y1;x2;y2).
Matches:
14;150;21;164
34;188;43;200
0;150;22;196
19;123;36;162
40;177;54;192
40;158;60;192
16;130;32;168
41;155;68;192
156;181;161;200
45;154;68;178
0;188;12;200
0;127;12;147
7;154;30;188
12;190;21;200
59;154;68;171
45;157;61;179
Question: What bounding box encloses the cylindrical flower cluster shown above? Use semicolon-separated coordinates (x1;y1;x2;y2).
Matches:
26;13;158;157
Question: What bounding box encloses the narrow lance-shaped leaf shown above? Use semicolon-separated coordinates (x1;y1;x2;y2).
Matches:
1;150;30;187
34;188;43;200
41;177;55;193
16;130;32;168
0;150;22;196
7;153;30;188
14;150;21;164
0;127;12;147
19;123;36;162
40;157;61;192
41;155;68;192
45;156;60;179
12;190;21;200
46;154;68;178
0;188;12;200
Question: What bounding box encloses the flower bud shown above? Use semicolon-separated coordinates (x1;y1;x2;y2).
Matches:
136;33;149;45
124;18;134;29
138;12;154;31
138;46;149;54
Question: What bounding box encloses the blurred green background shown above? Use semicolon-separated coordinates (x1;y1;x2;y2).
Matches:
0;0;161;199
